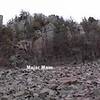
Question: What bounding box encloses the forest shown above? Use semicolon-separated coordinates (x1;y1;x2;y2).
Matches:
0;11;100;67
1;11;100;100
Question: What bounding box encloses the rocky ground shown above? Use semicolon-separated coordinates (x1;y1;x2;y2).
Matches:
0;61;100;100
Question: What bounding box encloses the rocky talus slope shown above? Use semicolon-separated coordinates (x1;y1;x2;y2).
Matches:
0;61;100;100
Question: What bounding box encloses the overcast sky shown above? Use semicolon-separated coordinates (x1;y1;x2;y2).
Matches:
0;0;100;24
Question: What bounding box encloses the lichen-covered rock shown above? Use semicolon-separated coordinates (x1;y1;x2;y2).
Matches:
0;61;100;99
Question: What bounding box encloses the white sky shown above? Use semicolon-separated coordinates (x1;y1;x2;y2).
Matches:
0;0;100;24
